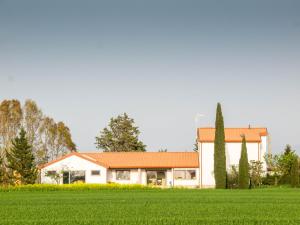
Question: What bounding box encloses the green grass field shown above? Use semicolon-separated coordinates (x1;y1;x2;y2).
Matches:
1;187;300;225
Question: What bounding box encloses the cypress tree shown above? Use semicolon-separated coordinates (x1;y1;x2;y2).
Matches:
6;128;37;185
239;136;250;189
214;103;226;188
290;157;299;187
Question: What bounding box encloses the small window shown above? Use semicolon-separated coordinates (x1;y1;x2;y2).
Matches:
174;170;196;180
46;171;57;176
116;170;130;180
91;170;101;176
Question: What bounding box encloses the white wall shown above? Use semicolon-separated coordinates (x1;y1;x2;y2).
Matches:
41;155;107;184
199;143;215;188
108;169;143;184
199;136;268;188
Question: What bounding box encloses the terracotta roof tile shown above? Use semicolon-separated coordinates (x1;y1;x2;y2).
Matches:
198;127;268;143
40;152;199;169
82;152;199;169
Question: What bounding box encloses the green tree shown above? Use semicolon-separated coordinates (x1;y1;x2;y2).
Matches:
95;113;146;152
278;145;297;181
214;103;226;189
290;157;299;187
239;136;249;189
6;128;37;185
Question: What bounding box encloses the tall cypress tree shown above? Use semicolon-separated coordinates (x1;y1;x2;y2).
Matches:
239;136;250;189
6;128;37;185
214;103;226;188
290;157;299;188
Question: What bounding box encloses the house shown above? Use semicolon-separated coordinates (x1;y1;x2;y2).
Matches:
40;127;268;188
40;152;200;187
198;127;268;188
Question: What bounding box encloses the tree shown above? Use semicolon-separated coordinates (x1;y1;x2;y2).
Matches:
290;157;299;187
0;100;22;152
227;165;239;189
214;103;226;188
95;113;146;152
278;145;297;180
0;154;4;185
6;128;37;185
23;99;43;151
0;99;76;165
264;153;281;185
239;136;250;189
249;160;263;188
265;145;298;186
39;118;76;163
158;148;167;152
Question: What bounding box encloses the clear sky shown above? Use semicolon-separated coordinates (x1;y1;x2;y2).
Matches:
0;0;299;153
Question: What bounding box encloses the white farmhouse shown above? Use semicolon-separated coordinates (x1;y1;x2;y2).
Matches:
40;127;268;188
198;127;268;188
40;152;200;187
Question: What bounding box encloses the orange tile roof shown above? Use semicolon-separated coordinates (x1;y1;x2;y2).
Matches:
198;127;268;143
40;152;199;169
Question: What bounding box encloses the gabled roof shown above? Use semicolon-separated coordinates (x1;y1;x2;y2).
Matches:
198;127;268;143
40;152;199;169
39;152;109;169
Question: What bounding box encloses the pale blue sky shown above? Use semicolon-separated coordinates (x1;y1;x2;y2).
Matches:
0;0;299;153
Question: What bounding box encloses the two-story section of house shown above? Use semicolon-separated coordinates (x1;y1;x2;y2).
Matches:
197;127;268;188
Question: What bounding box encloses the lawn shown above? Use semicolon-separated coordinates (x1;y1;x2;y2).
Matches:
0;187;300;225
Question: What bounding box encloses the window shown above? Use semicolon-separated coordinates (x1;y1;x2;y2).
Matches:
46;171;57;176
91;170;101;176
174;170;196;180
116;170;130;180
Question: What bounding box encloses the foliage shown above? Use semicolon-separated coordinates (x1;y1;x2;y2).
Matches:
6;129;37;185
264;153;281;185
278;145;297;179
214;103;226;189
39;118;76;163
0;154;3;184
227;165;239;189
238;136;250;189
158;148;168;152
95;113;146;152
290;157;299;187
0;99;76;165
265;145;297;185
1;188;300;225
249;160;263;188
0;100;23;159
0;183;156;192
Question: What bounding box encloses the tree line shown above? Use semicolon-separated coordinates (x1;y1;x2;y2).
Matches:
214;103;299;189
0;99;76;185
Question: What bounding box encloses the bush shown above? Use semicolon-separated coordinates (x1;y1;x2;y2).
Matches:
0;183;158;192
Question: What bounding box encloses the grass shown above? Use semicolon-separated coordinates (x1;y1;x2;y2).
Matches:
0;185;300;225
